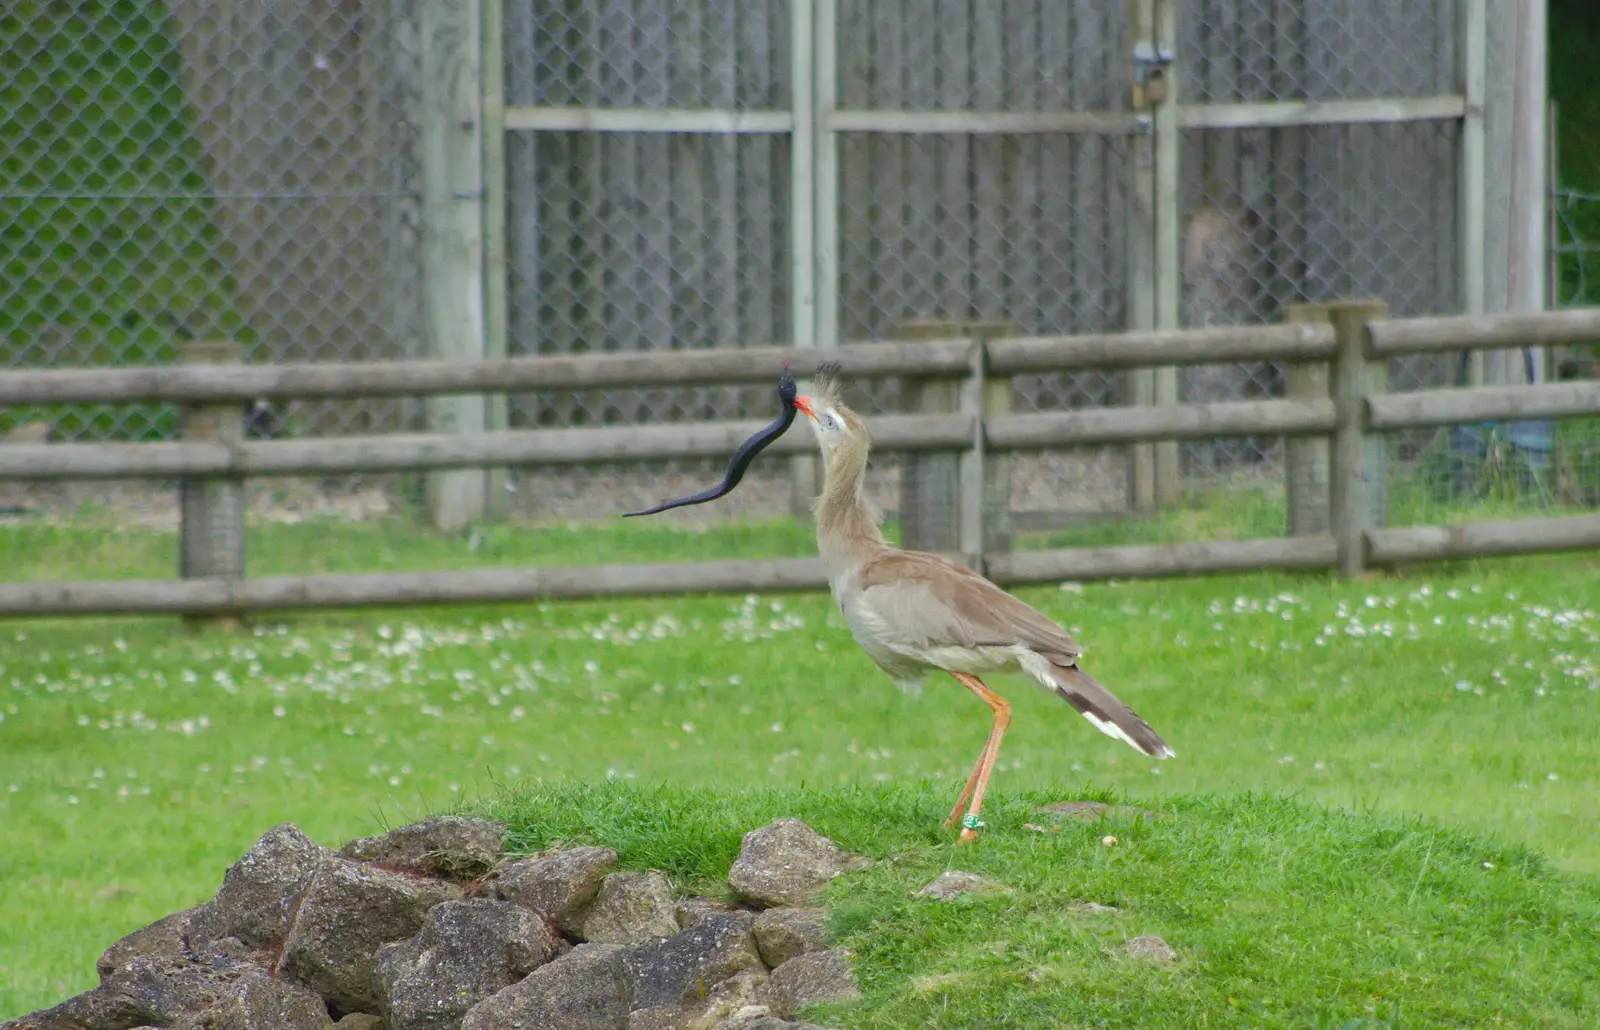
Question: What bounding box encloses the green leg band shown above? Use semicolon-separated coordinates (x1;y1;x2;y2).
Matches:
962;813;985;831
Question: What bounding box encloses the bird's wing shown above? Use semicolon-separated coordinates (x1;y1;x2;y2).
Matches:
851;549;1083;662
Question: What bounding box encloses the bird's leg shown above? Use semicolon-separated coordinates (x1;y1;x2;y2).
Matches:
946;671;1011;844
944;734;995;830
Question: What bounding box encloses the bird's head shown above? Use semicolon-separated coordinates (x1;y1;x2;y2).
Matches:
794;362;868;461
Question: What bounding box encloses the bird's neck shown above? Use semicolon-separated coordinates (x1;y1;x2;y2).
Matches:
815;444;883;564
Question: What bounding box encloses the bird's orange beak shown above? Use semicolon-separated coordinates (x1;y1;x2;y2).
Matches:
794;395;817;419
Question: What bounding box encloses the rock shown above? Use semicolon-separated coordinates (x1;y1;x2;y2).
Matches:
913;871;1011;901
14;953;285;1030
461;943;631;1030
708;1013;840;1030
171;972;334;1030
208;824;333;950
726;821;868;908
1068;901;1120;916
493;846;618;935
623;912;763;1011
279;859;461;1015
674;897;746;931
765;950;861;1019
1034;801;1165;823
332;1017;384;1030
688;970;771;1030
339;817;506;882
751;908;827;968
581;871;680;945
626;966;771;1030
1122;934;1178;964
96;905;210;982
375;898;564;1030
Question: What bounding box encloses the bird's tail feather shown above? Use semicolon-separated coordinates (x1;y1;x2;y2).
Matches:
1047;663;1174;759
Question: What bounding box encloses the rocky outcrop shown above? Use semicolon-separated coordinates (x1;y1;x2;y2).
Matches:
5;818;866;1030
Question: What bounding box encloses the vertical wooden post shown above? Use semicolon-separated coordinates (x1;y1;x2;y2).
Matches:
481;0;510;519
1503;0;1547;388
179;341;245;630
1151;0;1182;506
1329;299;1388;578
1460;0;1487;389
979;326;1015;559
897;320;964;553
790;0;824;517
421;0;490;530
1126;0;1157;513
894;320;1012;562
1284;303;1332;535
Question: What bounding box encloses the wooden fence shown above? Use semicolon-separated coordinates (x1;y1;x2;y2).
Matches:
1;303;1598;620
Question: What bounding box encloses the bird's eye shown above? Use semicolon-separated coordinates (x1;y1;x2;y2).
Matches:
822;412;840;430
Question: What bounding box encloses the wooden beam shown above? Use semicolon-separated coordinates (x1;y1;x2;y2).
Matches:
420;0;489;529
1367;514;1600;565
1365;309;1600;356
0;414;976;481
0;340;975;406
985;398;1334;450
503;106;794;133
987;322;1335;374
822;109;1144;135
987;535;1339;584
0;559;832;617
0;534;1354;619
1177;95;1467;130
1367;380;1600;430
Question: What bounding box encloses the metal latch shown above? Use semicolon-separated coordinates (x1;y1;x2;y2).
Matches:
1132;41;1174;107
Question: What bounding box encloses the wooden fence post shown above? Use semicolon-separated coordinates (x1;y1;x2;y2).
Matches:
420;0;490;531
1329;299;1388;577
897;320;963;554
1284;303;1331;535
980;330;1015;559
178;341;245;629
896;320;1010;558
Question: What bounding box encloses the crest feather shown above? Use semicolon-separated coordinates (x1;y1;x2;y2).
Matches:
810;361;845;409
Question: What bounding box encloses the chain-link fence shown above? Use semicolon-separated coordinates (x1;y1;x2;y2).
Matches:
1381;183;1600;530
1;0;424;550
5;0;1586;586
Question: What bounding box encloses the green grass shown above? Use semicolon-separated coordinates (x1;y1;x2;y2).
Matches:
477;780;1600;1029
2;546;1598;1022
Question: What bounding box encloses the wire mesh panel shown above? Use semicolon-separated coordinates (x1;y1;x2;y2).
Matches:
504;131;792;427
1176;0;1457;103
0;1;423;445
499;0;795;524
1169;0;1461;494
834;0;1133;418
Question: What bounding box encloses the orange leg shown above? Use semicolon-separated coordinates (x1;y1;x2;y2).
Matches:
944;732;995;829
942;671;1011;844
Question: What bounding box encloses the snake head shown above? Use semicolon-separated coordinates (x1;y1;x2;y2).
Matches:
778;362;797;405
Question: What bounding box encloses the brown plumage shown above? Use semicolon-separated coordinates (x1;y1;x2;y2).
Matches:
795;367;1173;843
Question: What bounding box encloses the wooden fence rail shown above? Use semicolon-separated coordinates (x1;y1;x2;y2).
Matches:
2;304;1598;620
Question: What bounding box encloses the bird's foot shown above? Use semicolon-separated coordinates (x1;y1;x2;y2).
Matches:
956;827;980;846
955;813;984;845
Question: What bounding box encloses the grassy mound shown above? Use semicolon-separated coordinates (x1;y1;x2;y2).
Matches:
477;781;1600;1030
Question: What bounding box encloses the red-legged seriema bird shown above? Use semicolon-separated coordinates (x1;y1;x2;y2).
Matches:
792;366;1174;843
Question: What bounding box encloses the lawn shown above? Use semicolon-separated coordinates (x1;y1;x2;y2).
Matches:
480;781;1600;1029
1;519;1597;1022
